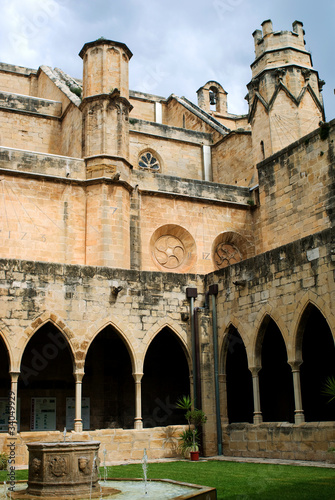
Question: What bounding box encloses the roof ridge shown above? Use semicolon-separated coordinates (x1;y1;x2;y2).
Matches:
176;95;230;135
39;65;81;108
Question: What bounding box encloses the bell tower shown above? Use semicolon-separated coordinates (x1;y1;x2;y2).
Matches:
246;20;325;165
79;38;133;179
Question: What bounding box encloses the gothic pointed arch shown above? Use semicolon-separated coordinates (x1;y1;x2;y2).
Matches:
84;323;135;429
297;302;335;421
252;307;290;367
256;315;295;422
86;318;137;373
18;321;74;432
142;326;190;428
18;311;76;371
220;320;251;371
142;317;190;369
221;323;253;423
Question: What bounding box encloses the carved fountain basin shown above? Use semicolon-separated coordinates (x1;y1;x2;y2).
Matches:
13;441;118;499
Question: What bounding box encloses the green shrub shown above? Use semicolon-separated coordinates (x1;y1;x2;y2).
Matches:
0;453;8;470
69;86;82;98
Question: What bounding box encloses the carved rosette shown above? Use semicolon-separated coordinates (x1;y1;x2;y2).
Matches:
214;243;242;269
154;235;185;269
212;231;253;270
150;225;196;272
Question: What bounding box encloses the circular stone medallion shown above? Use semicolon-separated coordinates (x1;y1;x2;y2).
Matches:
154;235;185;269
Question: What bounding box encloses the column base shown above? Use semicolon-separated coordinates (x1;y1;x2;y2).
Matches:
294;410;305;424
134;418;143;430
253;412;263;424
74;419;83;432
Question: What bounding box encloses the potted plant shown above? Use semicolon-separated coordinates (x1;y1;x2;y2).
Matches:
189;430;200;461
322;376;335;403
176;396;207;460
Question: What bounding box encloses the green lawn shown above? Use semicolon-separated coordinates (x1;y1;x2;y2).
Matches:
0;460;334;499
104;461;335;500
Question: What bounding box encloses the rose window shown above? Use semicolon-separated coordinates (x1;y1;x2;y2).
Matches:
138;152;160;171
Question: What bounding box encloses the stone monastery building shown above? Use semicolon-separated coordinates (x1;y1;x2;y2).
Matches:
0;19;334;465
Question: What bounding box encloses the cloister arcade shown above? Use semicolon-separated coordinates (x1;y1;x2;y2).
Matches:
0;301;334;434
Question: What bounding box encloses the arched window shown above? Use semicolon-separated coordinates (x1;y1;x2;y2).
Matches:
138;151;160;171
209;87;218;111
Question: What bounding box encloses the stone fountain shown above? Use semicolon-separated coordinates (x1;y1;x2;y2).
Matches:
12;441;119;499
9;441;216;500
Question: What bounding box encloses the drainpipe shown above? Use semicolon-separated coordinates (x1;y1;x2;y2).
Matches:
193;307;202;412
209;283;222;455
186;287;198;408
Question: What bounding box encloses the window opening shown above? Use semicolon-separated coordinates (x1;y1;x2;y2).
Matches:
209;87;217;111
139;152;160;171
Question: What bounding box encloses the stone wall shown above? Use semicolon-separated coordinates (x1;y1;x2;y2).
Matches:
0;64;37;96
129;122;208;180
130;97;156;122
256;120;335;254
0;259;200;373
140;194;254;274
0;109;61;154
223;422;335;462
61;104;82;159
212;131;254;186
0;426;187;466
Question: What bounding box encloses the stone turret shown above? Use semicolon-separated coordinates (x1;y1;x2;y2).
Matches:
79;38;133;179
247;20;325;165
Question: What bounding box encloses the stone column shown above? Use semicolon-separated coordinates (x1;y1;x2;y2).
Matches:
133;373;143;430
289;361;305;424
74;371;84;432
250;367;263;424
219;373;229;424
9;371;20;435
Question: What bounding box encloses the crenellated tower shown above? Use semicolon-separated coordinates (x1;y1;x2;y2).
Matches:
79;38;133;179
246;20;325;165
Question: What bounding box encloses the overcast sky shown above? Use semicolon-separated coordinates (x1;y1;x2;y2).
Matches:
1;0;334;119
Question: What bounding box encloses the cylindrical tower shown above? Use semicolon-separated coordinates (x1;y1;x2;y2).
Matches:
79;39;133;179
79;39;132;99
